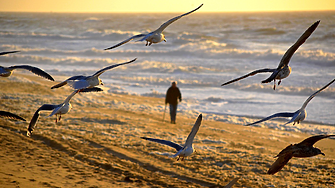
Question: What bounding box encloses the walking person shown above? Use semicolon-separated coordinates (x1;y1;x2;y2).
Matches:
165;81;182;124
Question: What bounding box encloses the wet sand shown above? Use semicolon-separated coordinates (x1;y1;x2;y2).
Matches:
1;73;335;187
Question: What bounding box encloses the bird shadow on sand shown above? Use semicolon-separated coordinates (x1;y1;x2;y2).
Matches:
68;117;127;125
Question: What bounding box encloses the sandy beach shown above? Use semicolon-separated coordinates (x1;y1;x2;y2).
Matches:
1;73;335;188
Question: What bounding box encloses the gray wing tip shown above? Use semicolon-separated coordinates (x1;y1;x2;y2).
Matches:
0;111;26;121
221;82;230;86
195;4;204;10
308;20;320;33
197;114;203;121
0;51;20;56
267;169;277;175
104;47;113;50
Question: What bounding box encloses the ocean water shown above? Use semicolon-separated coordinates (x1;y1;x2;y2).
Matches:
1;11;335;133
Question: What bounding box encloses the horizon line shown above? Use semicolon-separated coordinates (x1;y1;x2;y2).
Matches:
1;9;335;14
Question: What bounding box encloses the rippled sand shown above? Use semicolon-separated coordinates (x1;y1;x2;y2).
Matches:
1;73;335;187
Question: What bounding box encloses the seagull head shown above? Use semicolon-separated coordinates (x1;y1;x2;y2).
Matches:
162;34;166;42
98;78;103;85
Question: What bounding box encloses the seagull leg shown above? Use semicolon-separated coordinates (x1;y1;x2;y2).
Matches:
145;41;149;46
273;79;276;90
59;115;62;122
55;115;58;123
148;42;152;46
278;80;282;85
181;157;184;161
176;156;180;161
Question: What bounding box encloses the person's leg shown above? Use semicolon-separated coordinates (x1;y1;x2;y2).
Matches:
173;104;178;123
169;104;174;123
170;104;177;123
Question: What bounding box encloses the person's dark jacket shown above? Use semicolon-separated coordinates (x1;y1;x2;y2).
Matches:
165;86;182;105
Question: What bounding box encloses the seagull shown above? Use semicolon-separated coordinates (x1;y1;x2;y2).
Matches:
141;114;202;161
246;78;335;126
51;58;136;89
0;65;55;81
268;134;335;175
27;87;102;136
0;111;26;121
221;20;320;90
104;4;203;50
0;51;20;56
1;50;54;81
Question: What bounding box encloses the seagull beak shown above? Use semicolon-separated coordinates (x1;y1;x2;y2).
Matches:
164;39;167;42
321;152;325;156
101;82;104;85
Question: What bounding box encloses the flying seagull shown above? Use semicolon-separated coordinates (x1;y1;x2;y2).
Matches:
27;87;102;136
0;51;20;56
104;4;203;50
221;20;320;90
0;65;55;81
246;78;335;126
0;111;26;121
268;134;335;175
141;114;202;161
51;58;136;89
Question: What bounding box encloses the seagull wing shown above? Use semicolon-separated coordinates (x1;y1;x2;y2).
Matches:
27;104;58;136
51;75;87;89
0;51;20;56
297;135;335;147
80;87;103;93
104;34;147;50
301;78;335;109
92;58;137;77
154;4;203;34
221;68;275;86
7;65;54;81
67;79;91;90
47;104;64;117
277;20;320;69
137;32;155;42
261;69;281;83
283;110;302;125
0;111;26;121
267;153;293;175
184;114;202;147
141;137;183;152
246;112;295;126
